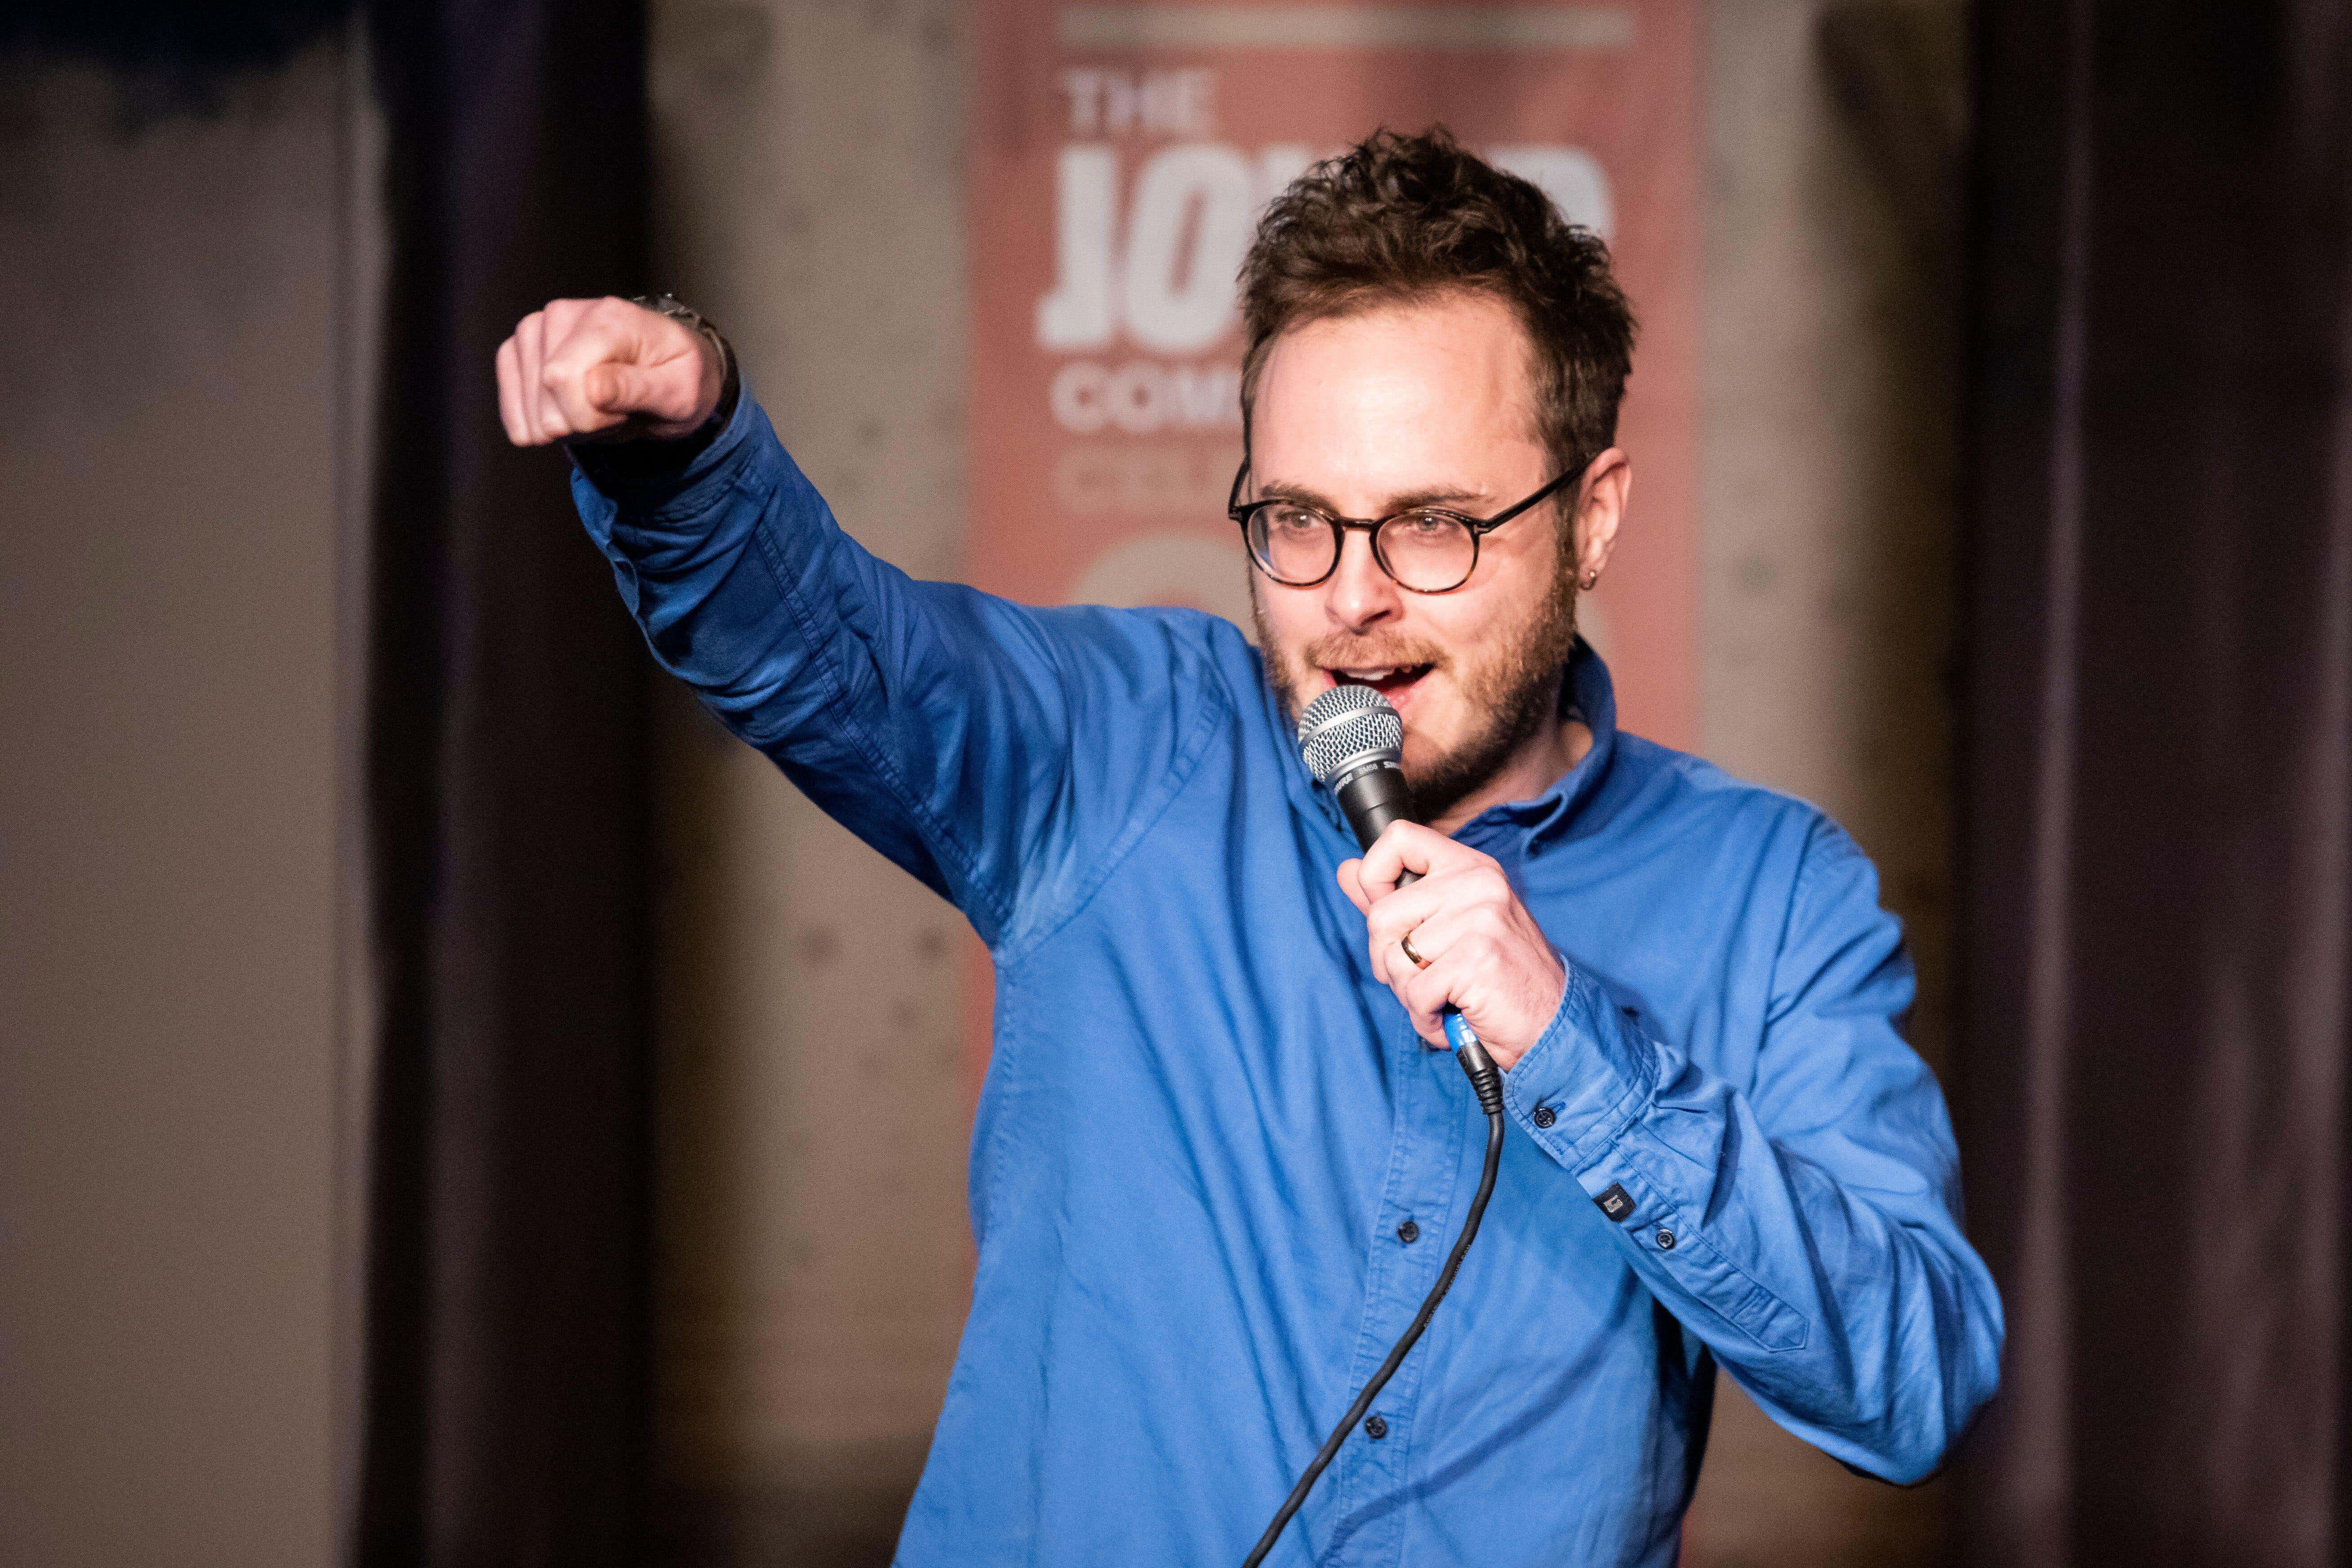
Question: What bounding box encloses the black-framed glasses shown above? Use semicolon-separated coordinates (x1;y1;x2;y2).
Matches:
1227;460;1581;594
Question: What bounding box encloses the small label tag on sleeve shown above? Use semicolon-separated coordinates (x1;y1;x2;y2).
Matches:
1594;1183;1636;1222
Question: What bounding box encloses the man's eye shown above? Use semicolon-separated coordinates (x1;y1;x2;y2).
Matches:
1265;507;1324;536
1393;511;1458;538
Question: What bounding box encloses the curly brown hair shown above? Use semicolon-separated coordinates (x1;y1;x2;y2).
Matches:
1239;127;1636;484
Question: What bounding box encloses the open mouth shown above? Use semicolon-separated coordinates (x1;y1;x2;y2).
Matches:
1324;664;1436;708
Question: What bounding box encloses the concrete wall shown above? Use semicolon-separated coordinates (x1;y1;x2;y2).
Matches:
1683;2;1962;1564
642;2;1970;1563
0;42;362;1566
643;3;972;1560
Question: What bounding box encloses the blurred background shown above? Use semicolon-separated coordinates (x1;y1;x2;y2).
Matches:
4;2;2347;1566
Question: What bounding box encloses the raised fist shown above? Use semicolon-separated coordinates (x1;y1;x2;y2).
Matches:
495;296;724;446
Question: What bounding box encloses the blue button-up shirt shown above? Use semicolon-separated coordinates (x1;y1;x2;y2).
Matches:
573;394;2001;1568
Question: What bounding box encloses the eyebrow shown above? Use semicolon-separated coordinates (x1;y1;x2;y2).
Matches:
1252;478;1497;515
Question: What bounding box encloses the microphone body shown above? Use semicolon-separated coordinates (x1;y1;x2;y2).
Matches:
1296;686;1504;1104
1333;763;1418;861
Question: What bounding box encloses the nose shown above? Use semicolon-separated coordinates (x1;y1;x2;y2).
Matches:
1323;526;1402;634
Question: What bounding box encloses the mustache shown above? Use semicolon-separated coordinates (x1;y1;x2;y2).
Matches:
1301;633;1448;671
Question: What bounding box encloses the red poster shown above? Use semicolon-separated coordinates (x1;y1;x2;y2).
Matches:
967;1;1699;1085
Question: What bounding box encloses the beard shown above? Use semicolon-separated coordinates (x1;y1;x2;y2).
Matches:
1253;557;1580;826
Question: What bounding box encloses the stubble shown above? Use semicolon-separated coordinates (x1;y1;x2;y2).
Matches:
1252;555;1580;824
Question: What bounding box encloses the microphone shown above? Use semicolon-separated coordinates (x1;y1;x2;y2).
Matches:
1236;686;1510;1568
1297;682;1419;857
1294;685;1503;1099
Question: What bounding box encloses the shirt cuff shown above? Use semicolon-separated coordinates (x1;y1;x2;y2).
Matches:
566;362;760;516
566;377;788;596
1500;958;1659;1172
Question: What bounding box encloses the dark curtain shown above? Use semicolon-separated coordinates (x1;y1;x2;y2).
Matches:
1961;2;2352;1564
358;2;653;1563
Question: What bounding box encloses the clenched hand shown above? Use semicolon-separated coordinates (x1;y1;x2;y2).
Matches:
494;295;723;446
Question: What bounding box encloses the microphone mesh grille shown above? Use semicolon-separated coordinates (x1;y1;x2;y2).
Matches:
1297;684;1404;786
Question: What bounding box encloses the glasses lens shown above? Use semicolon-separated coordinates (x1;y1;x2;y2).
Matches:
1378;512;1478;591
1248;504;1338;583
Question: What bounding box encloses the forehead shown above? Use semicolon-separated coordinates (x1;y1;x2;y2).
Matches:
1249;292;1547;504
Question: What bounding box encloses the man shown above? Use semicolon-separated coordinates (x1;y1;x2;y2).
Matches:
499;131;2000;1567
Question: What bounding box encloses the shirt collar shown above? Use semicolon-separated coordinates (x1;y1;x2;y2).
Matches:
1276;638;1623;855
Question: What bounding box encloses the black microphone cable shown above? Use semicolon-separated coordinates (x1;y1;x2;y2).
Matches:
1239;1040;1506;1568
1240;685;1516;1567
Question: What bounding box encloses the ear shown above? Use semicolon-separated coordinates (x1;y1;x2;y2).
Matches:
1570;448;1631;582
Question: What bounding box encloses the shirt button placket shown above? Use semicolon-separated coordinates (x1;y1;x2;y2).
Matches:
1332;1029;1463;1560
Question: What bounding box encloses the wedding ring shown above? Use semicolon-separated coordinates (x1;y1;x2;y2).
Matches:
1400;929;1430;969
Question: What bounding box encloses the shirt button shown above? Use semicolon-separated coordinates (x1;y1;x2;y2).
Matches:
1656;1229;1677;1250
1364;1414;1389;1440
1532;1106;1557;1129
1396;1219;1420;1244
